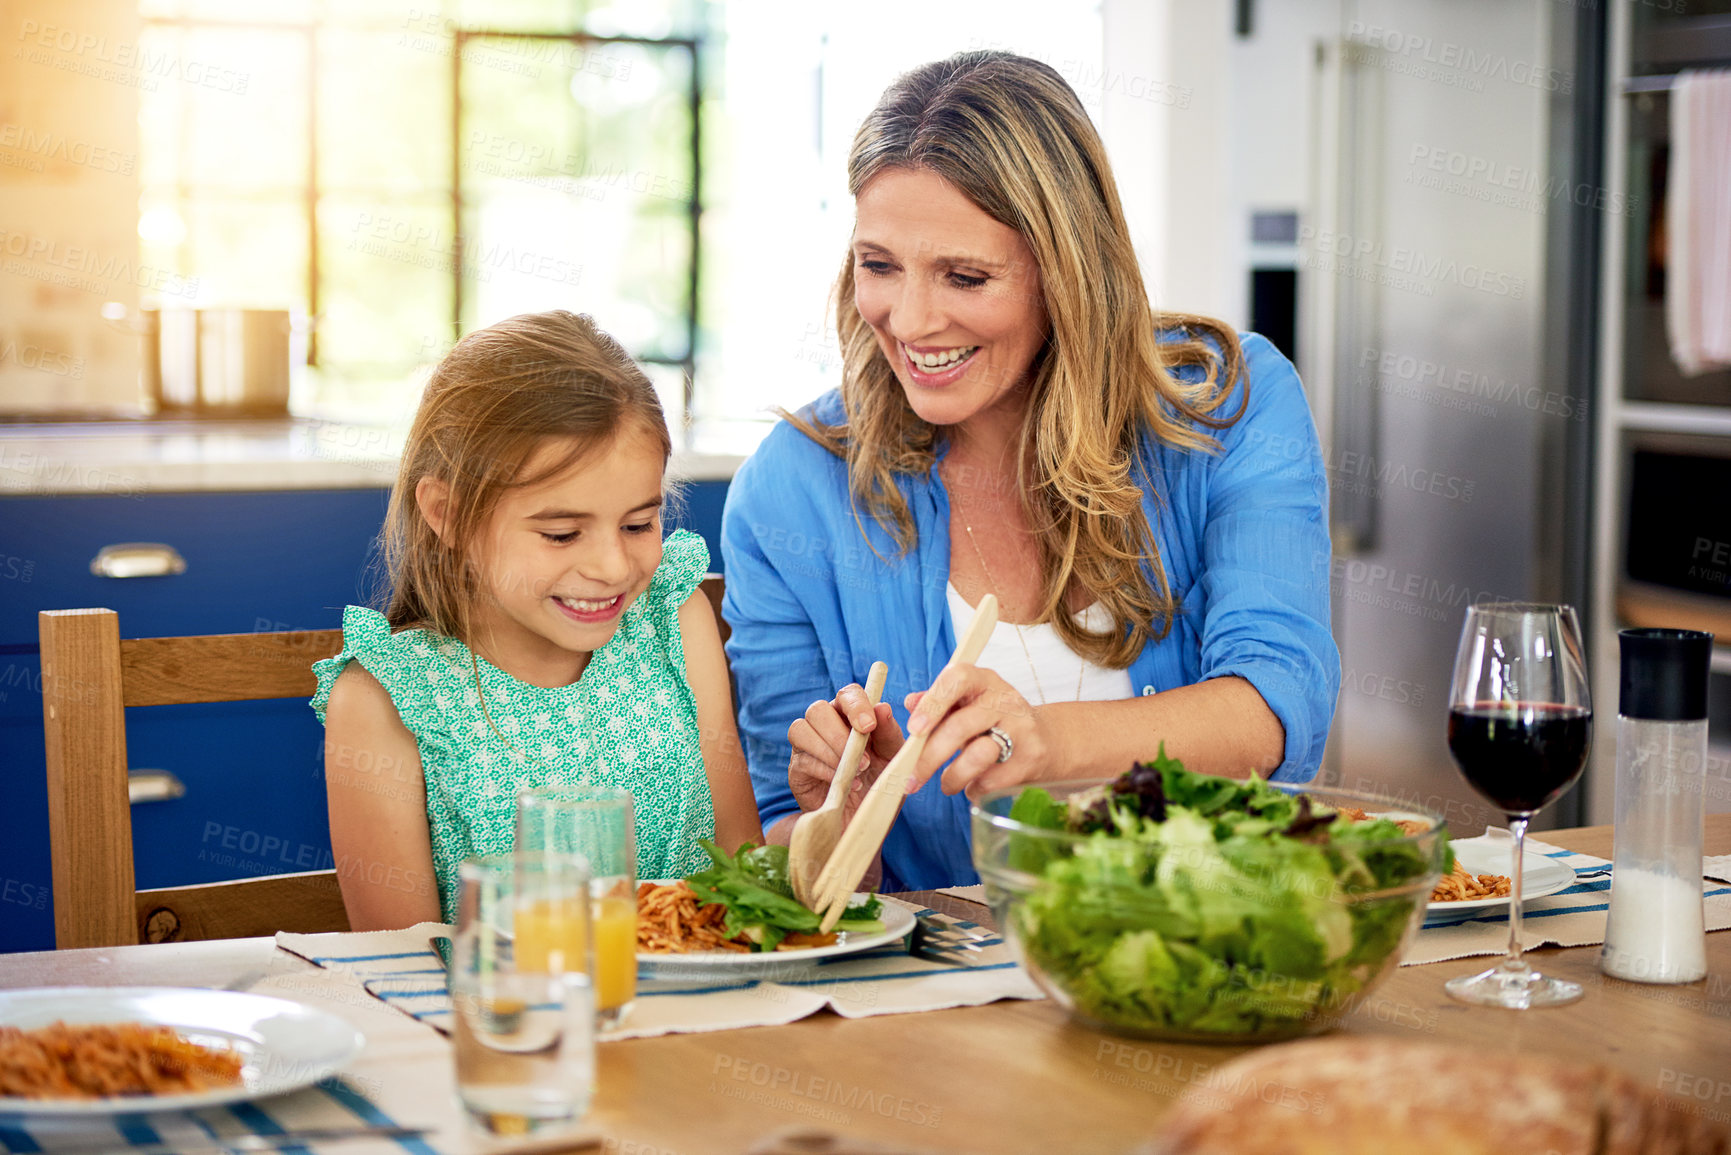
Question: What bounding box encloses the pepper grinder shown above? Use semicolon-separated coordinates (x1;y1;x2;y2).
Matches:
1600;627;1714;984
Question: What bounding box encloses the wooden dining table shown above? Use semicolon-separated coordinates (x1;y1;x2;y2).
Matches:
3;815;1729;1155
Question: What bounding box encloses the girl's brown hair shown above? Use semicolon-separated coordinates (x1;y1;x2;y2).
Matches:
383;310;671;644
790;50;1248;667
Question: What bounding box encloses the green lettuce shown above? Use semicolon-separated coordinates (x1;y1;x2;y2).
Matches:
682;841;884;952
1007;757;1442;1036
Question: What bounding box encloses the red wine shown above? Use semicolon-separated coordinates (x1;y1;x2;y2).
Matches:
1447;703;1592;815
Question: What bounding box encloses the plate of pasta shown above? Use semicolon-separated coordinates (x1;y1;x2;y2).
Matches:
1423;836;1577;926
0;987;364;1114
635;879;918;976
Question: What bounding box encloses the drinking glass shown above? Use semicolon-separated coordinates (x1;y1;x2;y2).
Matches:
515;785;637;1029
1444;602;1593;1008
450;853;595;1135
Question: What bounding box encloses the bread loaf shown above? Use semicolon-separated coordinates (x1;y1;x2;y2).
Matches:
1144;1037;1730;1155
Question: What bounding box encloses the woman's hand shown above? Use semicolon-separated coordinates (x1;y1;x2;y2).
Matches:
904;663;1061;797
786;682;906;822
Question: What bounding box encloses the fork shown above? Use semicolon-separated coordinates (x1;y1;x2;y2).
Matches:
908;914;995;965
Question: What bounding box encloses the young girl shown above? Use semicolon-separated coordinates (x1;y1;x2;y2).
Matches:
313;310;762;930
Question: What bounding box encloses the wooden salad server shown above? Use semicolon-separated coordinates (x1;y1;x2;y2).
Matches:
788;660;889;909
811;596;998;931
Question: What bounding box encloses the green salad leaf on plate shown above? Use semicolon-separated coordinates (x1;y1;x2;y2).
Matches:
682;840;885;953
1002;748;1444;1036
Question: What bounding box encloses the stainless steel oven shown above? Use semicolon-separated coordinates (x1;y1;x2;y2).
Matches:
1615;432;1731;757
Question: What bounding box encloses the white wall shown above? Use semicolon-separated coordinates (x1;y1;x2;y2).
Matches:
1101;0;1237;324
0;0;143;414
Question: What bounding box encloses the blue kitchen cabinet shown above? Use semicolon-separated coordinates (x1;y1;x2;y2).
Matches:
0;488;392;953
0;478;729;953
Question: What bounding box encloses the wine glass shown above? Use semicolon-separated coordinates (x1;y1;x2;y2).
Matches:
1444;602;1593;1008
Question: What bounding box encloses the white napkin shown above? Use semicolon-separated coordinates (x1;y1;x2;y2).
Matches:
1403;834;1731;966
1704;854;1731;884
277;900;1040;1044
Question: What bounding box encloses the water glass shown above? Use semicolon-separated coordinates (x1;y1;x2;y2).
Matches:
450;853;596;1136
516;785;638;1029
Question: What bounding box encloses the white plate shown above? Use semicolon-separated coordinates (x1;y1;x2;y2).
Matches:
638;895;919;977
1423;836;1579;926
0;987;364;1115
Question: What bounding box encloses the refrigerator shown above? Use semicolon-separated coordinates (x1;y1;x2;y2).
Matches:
1234;0;1601;832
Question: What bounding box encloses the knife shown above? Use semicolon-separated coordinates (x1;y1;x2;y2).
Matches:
27;1125;431;1155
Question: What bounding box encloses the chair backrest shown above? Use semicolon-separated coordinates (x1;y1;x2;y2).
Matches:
39;608;350;950
701;572;729;644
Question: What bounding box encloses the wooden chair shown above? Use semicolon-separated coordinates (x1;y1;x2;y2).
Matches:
40;609;351;950
700;572;729;644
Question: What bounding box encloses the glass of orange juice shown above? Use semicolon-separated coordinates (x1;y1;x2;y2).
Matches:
516;785;637;1030
452;853;594;1136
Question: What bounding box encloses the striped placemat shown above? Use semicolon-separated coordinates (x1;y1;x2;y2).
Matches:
0;1076;441;1155
277;900;1040;1043
1404;834;1731;966
0;962;598;1155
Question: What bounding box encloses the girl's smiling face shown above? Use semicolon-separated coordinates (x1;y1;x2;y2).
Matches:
435;427;666;686
851;167;1050;435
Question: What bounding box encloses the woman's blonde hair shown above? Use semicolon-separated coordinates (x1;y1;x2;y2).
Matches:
383;310;671;645
791;50;1248;667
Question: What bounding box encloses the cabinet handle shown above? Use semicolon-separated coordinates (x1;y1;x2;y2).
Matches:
90;543;187;578
128;770;186;804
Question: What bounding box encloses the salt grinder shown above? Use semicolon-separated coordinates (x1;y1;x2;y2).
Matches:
1600;628;1714;983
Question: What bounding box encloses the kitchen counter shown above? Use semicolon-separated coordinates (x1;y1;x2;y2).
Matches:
0;420;743;495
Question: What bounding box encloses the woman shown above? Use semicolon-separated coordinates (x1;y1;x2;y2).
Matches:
720;51;1338;891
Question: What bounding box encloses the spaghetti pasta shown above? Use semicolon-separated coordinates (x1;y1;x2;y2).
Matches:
1334;805;1504;901
0;1022;243;1100
635;881;751;953
634;881;839;954
1430;861;1513;902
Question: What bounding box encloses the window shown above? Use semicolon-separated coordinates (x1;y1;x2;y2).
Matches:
139;0;702;427
453;28;699;429
137;0;1103;450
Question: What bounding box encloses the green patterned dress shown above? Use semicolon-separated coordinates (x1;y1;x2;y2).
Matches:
311;530;717;921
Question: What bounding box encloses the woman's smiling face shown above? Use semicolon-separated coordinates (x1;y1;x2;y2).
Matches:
851;167;1050;434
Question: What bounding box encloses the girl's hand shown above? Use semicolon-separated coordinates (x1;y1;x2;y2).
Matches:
904;663;1060;798
786;683;906;823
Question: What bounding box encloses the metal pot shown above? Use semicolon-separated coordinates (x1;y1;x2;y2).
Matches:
142;307;295;415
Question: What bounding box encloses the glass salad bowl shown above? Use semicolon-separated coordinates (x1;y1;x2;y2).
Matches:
971;770;1448;1043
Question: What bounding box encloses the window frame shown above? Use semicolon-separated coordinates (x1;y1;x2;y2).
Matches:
451;28;704;448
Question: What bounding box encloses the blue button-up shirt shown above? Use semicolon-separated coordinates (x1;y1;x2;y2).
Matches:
720;332;1339;890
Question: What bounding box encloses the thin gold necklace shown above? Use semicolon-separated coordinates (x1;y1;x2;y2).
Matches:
950;476;1087;706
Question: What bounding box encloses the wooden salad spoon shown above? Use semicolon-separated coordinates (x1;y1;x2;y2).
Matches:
813;596;997;930
789;660;889;910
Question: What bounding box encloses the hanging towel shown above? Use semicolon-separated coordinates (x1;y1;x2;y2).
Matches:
1666;68;1731;376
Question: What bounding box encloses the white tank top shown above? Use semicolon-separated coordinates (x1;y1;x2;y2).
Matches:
945;583;1135;706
